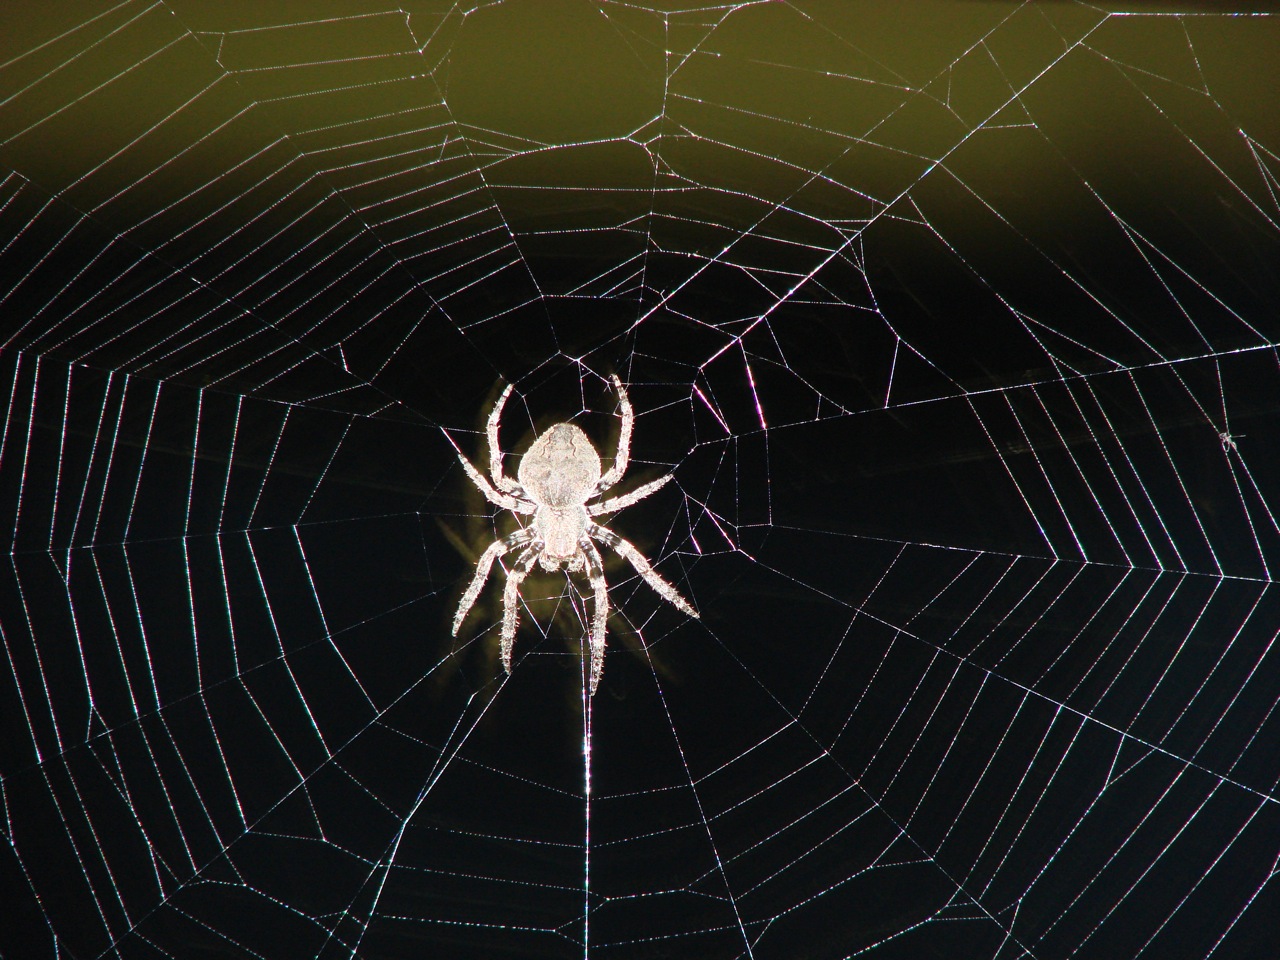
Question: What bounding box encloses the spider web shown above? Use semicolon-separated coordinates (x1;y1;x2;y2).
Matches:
1;1;1279;957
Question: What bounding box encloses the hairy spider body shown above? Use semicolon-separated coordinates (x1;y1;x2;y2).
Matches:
521;425;598;566
452;377;698;693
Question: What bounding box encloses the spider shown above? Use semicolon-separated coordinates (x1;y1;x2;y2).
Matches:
452;376;698;693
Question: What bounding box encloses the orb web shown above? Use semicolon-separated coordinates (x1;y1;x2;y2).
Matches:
1;2;1278;958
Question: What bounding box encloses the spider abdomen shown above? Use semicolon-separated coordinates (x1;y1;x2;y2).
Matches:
518;424;602;508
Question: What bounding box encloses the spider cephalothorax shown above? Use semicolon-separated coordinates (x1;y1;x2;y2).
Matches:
452;376;698;693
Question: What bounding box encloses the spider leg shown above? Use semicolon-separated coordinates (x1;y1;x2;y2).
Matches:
588;473;672;516
487;384;525;495
588;521;698;619
457;453;534;514
501;543;542;675
596;375;633;493
453;528;535;636
580;539;610;694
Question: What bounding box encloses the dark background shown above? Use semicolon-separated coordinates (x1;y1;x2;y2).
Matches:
1;2;1278;957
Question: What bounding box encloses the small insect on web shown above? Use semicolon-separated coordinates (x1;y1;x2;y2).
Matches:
452;376;699;693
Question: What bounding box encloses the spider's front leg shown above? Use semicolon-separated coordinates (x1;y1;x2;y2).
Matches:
501;543;542;675
454;528;535;636
580;539;610;694
588;521;698;619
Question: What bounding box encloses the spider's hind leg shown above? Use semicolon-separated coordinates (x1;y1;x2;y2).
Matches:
588;472;672;516
487;384;525;495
